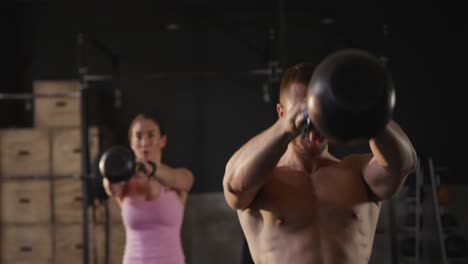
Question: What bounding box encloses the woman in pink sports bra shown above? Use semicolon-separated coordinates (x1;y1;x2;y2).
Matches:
102;112;194;264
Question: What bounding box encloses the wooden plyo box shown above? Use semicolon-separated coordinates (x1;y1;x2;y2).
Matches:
33;80;80;128
0;129;49;178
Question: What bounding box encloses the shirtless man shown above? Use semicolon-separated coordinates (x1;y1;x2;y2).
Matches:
223;63;417;264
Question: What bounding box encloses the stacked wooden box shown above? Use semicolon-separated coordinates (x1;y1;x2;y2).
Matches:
0;80;100;264
97;200;126;264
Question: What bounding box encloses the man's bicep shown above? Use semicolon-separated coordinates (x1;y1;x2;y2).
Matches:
362;156;400;201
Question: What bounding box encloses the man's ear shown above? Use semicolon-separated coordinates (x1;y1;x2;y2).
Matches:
276;103;285;118
160;135;167;149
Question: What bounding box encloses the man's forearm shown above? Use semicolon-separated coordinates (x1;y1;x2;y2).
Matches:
224;120;294;194
369;120;417;176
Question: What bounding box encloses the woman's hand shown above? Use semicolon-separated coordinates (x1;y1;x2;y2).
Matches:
135;159;157;177
102;177;126;197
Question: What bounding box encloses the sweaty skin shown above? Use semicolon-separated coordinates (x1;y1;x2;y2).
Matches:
223;82;416;264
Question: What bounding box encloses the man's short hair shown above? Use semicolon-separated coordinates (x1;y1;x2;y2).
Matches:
279;63;316;105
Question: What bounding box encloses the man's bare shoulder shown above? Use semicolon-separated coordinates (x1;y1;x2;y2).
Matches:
337;153;373;169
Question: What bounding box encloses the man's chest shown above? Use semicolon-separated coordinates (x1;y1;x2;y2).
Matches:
252;167;372;227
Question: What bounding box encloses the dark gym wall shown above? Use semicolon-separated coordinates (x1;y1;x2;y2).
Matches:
3;0;465;191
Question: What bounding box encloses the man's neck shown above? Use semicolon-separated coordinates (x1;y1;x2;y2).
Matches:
279;145;335;174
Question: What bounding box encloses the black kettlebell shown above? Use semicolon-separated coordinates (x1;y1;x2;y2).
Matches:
98;145;156;183
306;48;396;144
